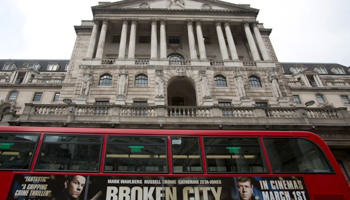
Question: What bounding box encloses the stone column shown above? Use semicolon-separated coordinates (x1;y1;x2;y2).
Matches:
160;19;167;60
187;20;198;60
127;20;137;59
150;19;158;60
224;22;239;61
215;21;229;61
243;21;260;61
86;20;100;59
252;22;270;61
118;20;128;59
314;75;324;87
196;21;207;60
95;20;108;59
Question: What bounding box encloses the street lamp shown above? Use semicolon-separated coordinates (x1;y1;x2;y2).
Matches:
63;98;73;112
302;100;315;115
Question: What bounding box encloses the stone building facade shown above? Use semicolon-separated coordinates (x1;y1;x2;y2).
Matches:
0;0;349;183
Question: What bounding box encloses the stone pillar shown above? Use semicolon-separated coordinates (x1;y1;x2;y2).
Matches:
252;22;270;61
160;20;167;60
224;22;239;61
215;21;229;61
151;19;158;60
118;20;128;59
314;75;324;87
95;20;108;59
86;20;100;59
196;21;207;60
127;20;137;59
243;21;260;61
187;20;198;60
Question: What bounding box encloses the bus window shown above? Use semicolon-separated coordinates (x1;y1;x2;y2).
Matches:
203;137;267;173
263;138;333;173
35;135;103;172
0;133;39;170
171;137;202;173
104;136;168;173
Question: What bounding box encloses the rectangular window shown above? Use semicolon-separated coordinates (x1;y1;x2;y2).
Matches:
317;67;327;74
171;137;202;173
3;64;15;70
334;68;345;74
264;138;333;173
139;36;151;43
35;135;103;172
95;101;109;116
133;101;147;116
169;36;180;44
341;95;350;104
204;137;267;173
53;93;60;102
133;101;147;106
218;102;231;107
0;134;39;170
47;64;59;71
112;35;121;43
316;94;325;104
219;102;232;117
105;136;168;173
255;102;268;107
293;95;302;104
32;92;42;102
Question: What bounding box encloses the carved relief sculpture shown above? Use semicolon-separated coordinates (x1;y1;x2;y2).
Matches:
80;68;93;96
118;69;128;96
155;70;164;98
168;0;185;9
268;71;283;99
199;70;211;99
234;72;246;98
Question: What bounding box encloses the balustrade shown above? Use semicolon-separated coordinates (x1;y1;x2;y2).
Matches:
210;61;224;66
169;60;191;66
167;107;211;117
243;61;257;66
76;106;110;116
220;108;254;118
306;109;340;119
121;107;155;117
264;108;298;118
135;60;149;65
101;59;115;64
33;106;66;115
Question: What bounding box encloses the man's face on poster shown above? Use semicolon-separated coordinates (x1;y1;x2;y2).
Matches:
237;180;253;200
65;175;86;198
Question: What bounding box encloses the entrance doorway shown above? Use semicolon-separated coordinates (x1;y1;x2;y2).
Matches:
167;78;196;106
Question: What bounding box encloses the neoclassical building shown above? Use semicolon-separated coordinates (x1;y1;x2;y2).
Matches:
0;0;349;183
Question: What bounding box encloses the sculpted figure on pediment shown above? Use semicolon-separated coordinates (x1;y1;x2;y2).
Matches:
169;0;185;9
80;68;93;96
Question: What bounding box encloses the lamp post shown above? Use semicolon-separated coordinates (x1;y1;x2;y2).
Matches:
302;100;315;115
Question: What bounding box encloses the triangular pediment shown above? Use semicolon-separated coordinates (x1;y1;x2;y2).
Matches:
93;0;258;12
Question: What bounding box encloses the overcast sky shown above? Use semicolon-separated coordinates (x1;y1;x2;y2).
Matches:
0;0;349;66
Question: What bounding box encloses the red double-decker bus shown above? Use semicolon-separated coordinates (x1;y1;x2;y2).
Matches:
0;126;349;200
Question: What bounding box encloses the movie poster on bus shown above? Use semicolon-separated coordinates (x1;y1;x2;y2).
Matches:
7;174;310;200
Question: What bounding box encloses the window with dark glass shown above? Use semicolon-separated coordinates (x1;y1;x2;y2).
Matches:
341;95;350;105
35;135;103;172
32;92;42;102
204;137;267;173
135;75;148;86
307;75;318;87
112;35;121;43
133;101;147;116
264;138;333;173
169;36;180;44
203;37;210;44
255;102;268;107
104;136;168;173
99;74;112;86
3;64;15;70
293;95;302;104
53;93;60;102
171;137;202;173
0;134;39;170
214;76;227;87
316;94;325;104
95;101;109;116
139;36;151;43
249;76;262;88
219;102;232;117
8;91;18;100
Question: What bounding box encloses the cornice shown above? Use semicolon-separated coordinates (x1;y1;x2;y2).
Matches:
74;26;93;33
289;86;350;91
93;8;258;16
0;84;63;88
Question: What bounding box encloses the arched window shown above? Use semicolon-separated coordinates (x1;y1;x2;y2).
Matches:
249;76;262;88
214;76;227;87
168;54;184;60
135;74;148;86
2;107;11;113
99;74;112;86
8;91;18;100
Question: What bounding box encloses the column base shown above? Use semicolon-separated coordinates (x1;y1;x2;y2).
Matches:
202;97;213;106
191;60;211;66
76;95;87;104
277;97;292;107
149;60;169;65
115;95;126;105
239;97;255;107
224;61;244;67
155;97;165;106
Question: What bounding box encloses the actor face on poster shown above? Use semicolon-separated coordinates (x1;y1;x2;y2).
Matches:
57;175;86;200
237;177;255;200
